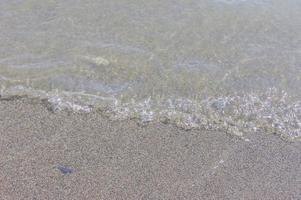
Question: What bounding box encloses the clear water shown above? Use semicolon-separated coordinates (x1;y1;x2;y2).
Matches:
1;0;300;140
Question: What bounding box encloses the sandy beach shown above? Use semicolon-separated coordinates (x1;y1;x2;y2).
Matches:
0;98;300;199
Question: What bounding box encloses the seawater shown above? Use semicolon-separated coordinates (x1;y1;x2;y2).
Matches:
1;0;300;140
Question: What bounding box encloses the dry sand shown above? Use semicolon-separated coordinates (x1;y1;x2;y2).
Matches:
0;98;300;199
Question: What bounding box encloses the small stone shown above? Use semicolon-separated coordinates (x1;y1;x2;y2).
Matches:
57;165;74;175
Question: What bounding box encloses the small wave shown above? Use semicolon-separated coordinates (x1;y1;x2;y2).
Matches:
1;85;300;141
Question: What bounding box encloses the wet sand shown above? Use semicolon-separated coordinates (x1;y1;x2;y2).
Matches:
0;98;300;199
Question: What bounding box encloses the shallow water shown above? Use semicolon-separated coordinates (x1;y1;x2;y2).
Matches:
1;0;300;140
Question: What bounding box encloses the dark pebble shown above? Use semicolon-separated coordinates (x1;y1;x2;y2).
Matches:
57;165;74;175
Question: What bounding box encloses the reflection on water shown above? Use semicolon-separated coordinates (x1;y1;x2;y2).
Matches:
0;0;300;140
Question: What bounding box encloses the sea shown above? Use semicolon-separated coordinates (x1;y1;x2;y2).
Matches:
0;0;300;140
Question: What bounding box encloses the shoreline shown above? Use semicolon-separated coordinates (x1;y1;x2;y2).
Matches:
0;98;300;199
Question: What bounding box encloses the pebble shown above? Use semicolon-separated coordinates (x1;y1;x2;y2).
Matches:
57;165;74;175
